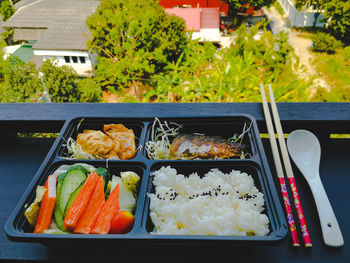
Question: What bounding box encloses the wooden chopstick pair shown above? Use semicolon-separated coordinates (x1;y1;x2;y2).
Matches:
260;84;312;247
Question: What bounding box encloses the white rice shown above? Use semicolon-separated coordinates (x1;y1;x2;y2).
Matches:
148;166;269;236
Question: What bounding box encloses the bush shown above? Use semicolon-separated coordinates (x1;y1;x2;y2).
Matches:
312;32;343;53
76;77;103;102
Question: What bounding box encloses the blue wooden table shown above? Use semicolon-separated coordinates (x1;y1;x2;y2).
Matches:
0;103;349;261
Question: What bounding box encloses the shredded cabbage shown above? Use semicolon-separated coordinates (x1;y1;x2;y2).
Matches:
145;117;182;160
63;137;103;160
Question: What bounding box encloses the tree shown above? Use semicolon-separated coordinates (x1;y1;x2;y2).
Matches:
323;0;350;43
0;58;42;102
0;0;16;45
225;0;274;15
0;57;102;103
40;60;102;103
39;60;81;103
86;0;188;90
0;0;15;21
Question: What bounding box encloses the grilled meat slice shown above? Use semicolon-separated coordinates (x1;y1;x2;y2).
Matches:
169;134;246;159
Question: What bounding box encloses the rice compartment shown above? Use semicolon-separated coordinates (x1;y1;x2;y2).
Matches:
148;166;269;236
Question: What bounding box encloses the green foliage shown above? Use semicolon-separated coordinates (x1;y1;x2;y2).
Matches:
144;22;310;103
76;77;103;102
311;46;350;93
40;60;81;103
0;0;15;21
309;86;350;102
0;57;102;103
296;0;350;42
0;0;15;45
225;0;274;15
87;0;188;90
323;0;350;43
0;57;42;102
40;60;103;103
311;32;343;53
294;0;323;11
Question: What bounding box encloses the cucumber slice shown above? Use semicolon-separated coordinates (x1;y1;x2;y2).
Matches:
58;168;86;215
63;181;84;218
111;176;136;213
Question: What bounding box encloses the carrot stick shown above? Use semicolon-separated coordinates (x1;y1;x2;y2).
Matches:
74;176;105;234
91;183;120;234
34;175;57;233
63;171;98;232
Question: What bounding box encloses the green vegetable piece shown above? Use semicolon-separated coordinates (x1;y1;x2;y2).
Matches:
96;167;111;190
54;179;65;231
57;172;66;183
63;181;84;218
66;165;88;174
58;168;87;215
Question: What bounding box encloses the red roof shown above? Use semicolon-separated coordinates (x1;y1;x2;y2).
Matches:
159;0;228;15
165;8;219;32
165;8;201;31
200;8;219;28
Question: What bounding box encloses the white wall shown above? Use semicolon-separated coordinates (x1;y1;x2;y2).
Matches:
277;0;325;27
33;50;94;77
2;44;21;59
192;28;221;42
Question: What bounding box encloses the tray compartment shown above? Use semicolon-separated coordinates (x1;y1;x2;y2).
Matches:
144;116;256;160
141;161;286;244
57;117;145;160
9;159;146;236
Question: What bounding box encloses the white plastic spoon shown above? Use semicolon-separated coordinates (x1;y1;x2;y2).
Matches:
287;130;344;247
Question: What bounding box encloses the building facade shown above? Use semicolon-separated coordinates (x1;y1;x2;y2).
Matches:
3;0;99;77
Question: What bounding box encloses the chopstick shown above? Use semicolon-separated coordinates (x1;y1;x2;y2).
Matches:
260;84;300;247
266;84;312;247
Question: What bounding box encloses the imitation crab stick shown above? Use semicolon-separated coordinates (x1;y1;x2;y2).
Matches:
74;175;105;234
63;171;99;232
91;183;120;234
34;175;57;233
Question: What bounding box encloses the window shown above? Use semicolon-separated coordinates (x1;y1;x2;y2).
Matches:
72;56;78;63
79;57;86;64
64;56;70;63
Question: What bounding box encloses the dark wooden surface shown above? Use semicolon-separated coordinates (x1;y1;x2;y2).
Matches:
0;103;349;262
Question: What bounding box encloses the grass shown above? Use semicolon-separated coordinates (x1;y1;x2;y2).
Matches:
311;46;350;89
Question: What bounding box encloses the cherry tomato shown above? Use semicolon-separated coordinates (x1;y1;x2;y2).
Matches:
110;210;135;234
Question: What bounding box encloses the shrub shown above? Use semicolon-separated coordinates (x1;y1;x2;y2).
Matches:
312;32;343;53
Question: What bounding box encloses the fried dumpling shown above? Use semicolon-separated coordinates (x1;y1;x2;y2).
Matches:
104;124;136;160
77;130;119;159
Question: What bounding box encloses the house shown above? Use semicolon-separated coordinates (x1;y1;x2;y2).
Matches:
159;0;228;16
2;0;100;77
165;7;221;43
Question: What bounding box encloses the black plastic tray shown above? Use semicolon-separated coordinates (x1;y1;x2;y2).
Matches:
5;115;288;245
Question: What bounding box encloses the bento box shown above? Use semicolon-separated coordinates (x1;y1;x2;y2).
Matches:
5;115;288;245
